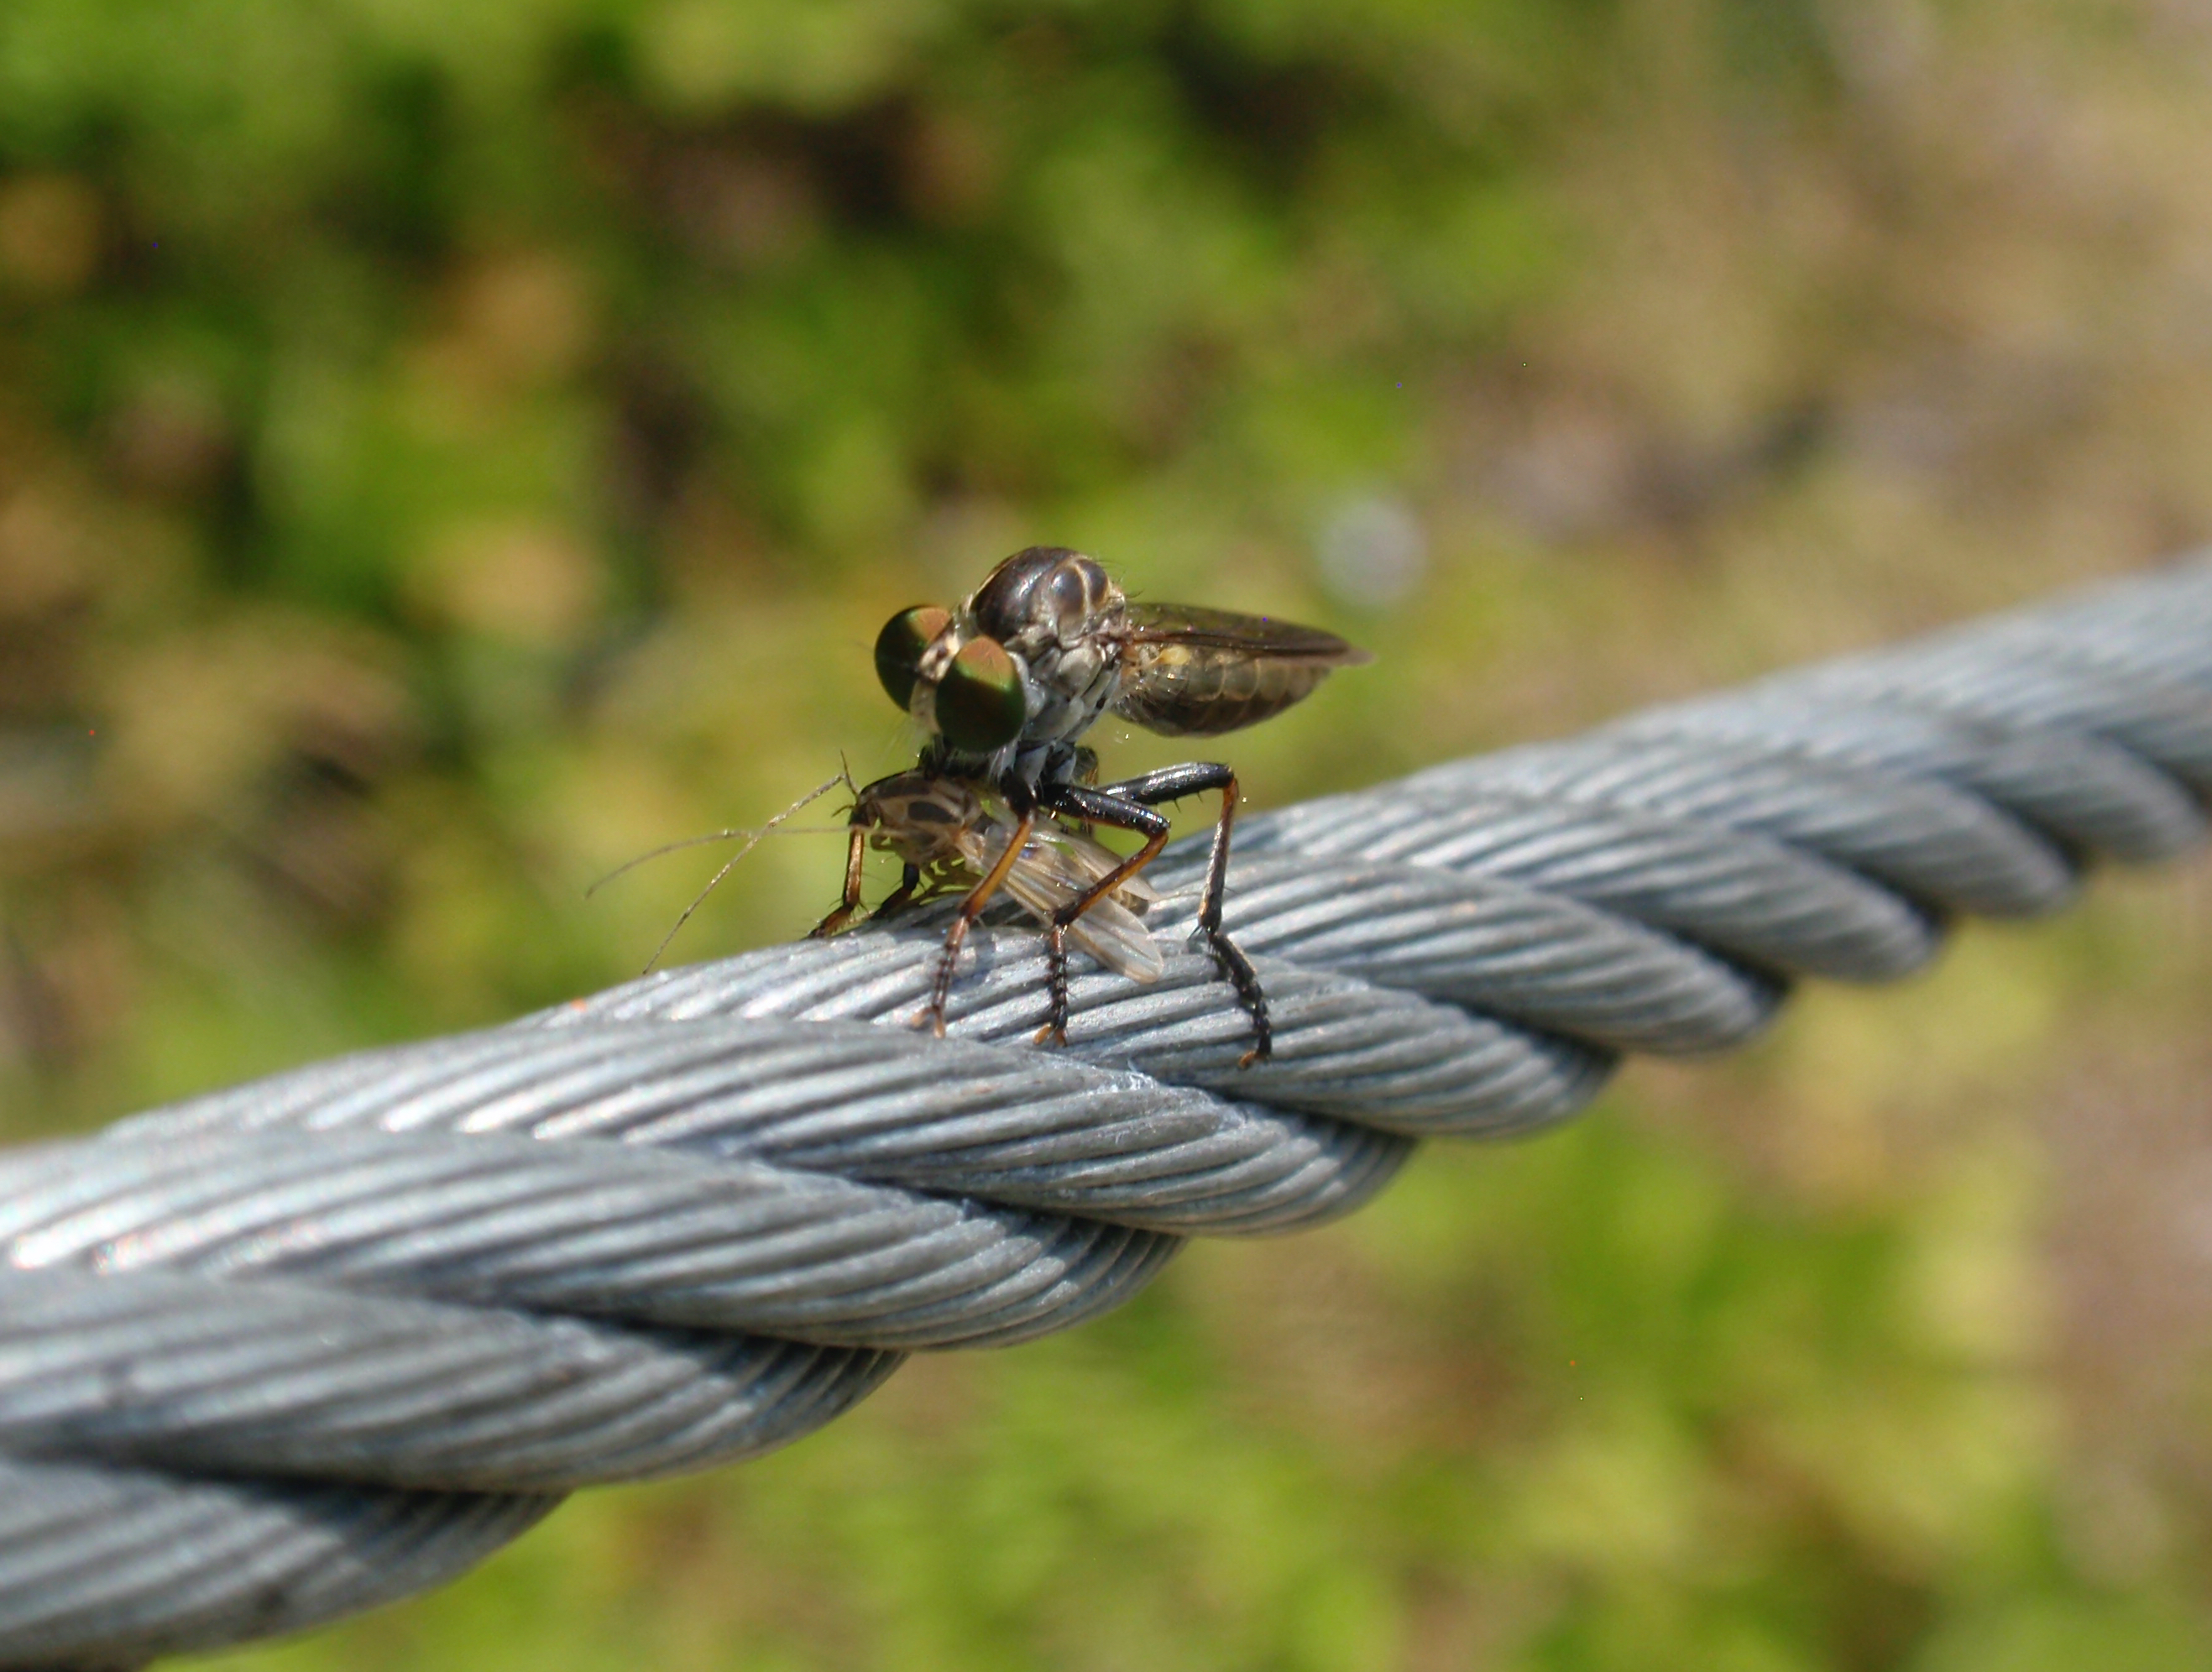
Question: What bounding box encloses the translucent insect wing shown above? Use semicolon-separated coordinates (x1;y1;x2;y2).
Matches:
966;825;1166;984
1039;826;1162;907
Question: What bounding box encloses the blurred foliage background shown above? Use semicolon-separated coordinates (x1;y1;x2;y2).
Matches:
3;0;2211;1666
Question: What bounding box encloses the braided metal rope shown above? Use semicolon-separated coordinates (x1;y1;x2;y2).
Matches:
3;560;2209;1669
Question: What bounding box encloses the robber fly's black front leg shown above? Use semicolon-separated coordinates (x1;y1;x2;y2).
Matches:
1015;777;1169;1049
1037;761;1268;1066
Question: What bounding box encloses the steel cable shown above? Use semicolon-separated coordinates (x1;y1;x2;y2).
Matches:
3;556;2209;1668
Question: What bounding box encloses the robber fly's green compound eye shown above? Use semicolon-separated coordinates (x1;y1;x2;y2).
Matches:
875;606;950;711
935;637;1027;751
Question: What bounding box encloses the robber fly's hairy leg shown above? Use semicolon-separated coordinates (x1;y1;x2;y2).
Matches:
1012;750;1104;1042
1117;764;1268;1066
1022;781;1166;1048
1066;746;1101;839
1036;763;1268;1065
905;802;1034;1037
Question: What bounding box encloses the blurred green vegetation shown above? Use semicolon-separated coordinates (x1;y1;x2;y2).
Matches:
3;0;2212;1668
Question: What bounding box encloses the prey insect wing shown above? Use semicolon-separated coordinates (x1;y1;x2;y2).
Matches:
814;770;1165;1039
965;821;1164;984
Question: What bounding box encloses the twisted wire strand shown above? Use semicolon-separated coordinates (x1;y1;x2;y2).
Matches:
3;557;2209;1669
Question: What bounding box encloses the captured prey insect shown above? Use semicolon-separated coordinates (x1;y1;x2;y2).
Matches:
809;765;1164;1042
866;546;1369;1063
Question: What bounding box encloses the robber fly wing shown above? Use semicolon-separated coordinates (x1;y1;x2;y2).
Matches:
1111;601;1370;738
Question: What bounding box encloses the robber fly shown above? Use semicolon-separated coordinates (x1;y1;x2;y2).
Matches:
812;766;1163;1041
865;546;1368;1062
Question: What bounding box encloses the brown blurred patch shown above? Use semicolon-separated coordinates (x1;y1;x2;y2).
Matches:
0;880;138;1086
0;175;102;296
95;610;413;823
405;517;604;645
902;104;1002;227
1456;375;1827;549
0;482;94;621
468;250;594;384
1184;1223;1524;1468
2042;1031;2212;1562
103;374;235;501
662;145;822;269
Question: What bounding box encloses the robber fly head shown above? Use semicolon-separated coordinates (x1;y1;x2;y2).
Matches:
872;547;1127;757
872;603;1026;753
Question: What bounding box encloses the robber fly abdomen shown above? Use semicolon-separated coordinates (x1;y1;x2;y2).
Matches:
1111;607;1360;736
859;546;1370;1064
812;769;1164;1044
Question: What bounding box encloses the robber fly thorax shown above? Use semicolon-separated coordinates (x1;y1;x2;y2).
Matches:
834;546;1369;1064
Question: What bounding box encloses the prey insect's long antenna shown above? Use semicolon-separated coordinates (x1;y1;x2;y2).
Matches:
585;822;850;896
587;828;756;897
630;773;845;974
